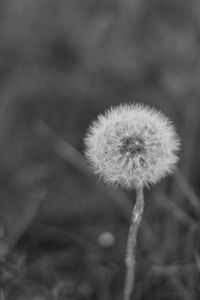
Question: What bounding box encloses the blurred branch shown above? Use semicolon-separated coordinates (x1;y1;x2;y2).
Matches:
0;224;8;262
180;102;199;179
6;188;46;251
33;120;132;221
171;100;200;207
151;265;194;300
12;162;55;188
0;189;46;260
154;192;195;227
31;223;100;252
0;290;5;300
174;168;200;214
151;263;199;275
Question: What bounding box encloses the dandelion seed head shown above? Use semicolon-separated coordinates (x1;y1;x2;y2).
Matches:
84;103;180;189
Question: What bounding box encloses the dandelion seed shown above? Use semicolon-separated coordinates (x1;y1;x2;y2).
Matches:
84;103;180;189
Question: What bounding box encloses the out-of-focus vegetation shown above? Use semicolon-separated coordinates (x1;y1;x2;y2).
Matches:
0;0;200;299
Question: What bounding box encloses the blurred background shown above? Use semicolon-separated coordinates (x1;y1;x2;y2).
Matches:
0;0;200;299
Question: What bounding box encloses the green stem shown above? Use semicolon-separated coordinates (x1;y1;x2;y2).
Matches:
124;186;144;300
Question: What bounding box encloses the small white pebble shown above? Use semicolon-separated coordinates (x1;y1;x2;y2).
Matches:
97;231;115;248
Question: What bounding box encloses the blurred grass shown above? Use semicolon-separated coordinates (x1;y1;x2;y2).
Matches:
0;0;200;299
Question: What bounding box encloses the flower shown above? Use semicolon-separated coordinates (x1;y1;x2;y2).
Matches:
84;103;180;189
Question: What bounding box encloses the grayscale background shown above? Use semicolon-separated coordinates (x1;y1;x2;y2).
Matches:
0;1;199;299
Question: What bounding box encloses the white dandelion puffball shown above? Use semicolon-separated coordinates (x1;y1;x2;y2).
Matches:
84;103;180;189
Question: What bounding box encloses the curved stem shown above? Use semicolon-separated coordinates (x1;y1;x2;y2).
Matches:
124;186;144;300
